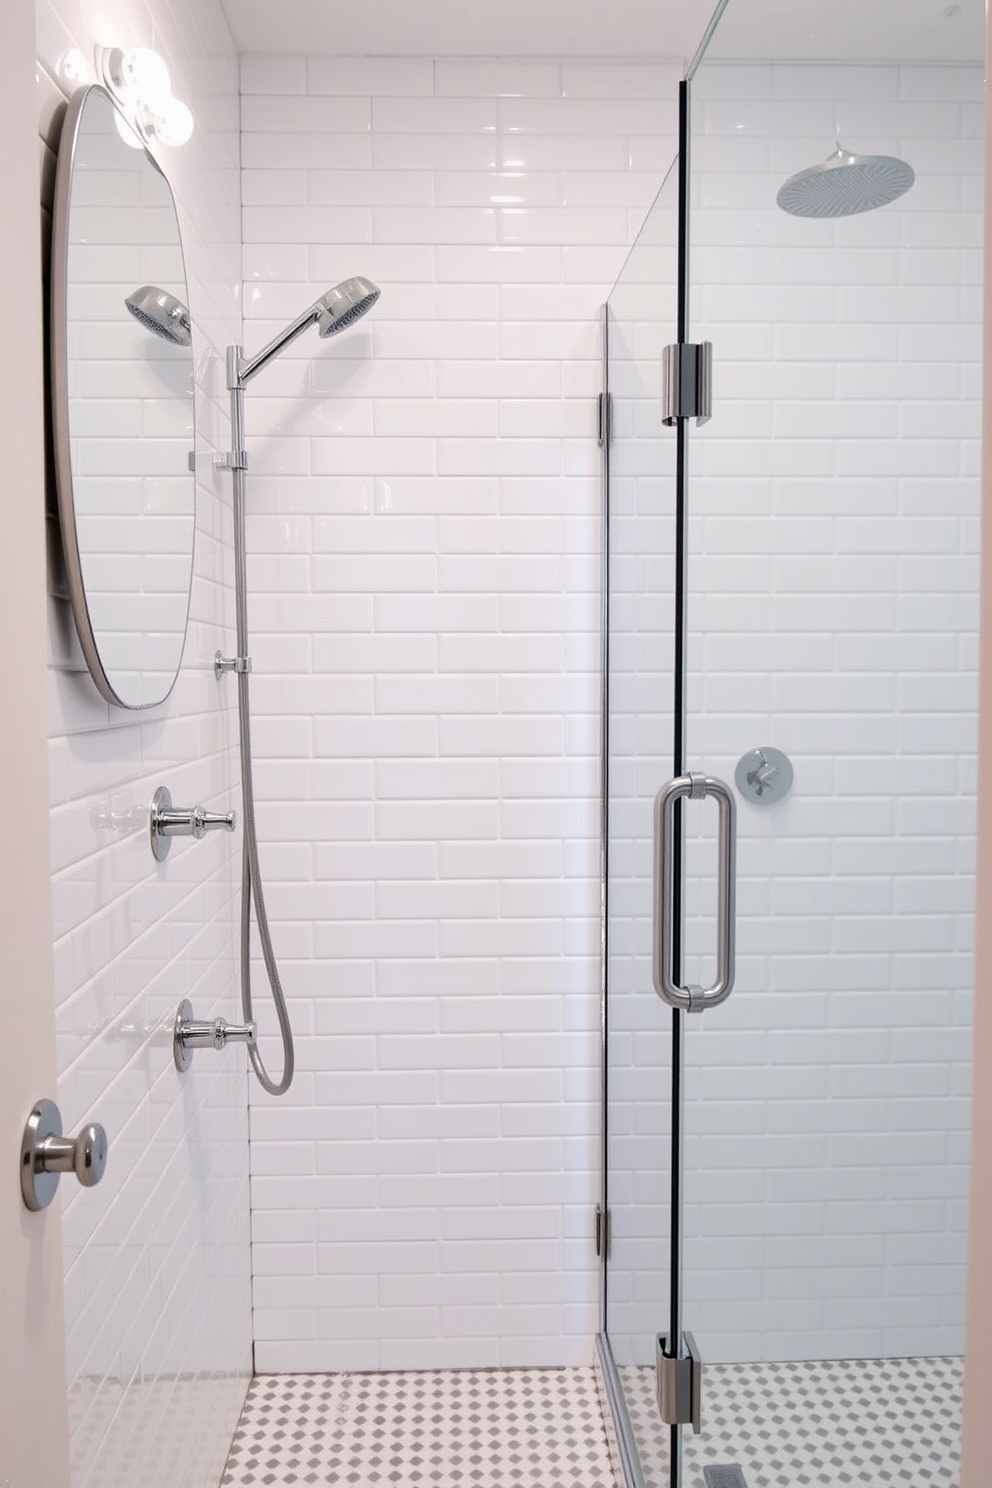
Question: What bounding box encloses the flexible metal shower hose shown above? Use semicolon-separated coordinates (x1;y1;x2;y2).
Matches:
229;458;294;1097
236;662;295;1095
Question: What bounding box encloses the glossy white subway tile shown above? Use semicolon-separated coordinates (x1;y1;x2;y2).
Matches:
435;60;562;98
43;2;249;1484
308;56;434;96
240;54;976;1378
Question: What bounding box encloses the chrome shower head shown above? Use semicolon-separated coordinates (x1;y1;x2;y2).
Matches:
238;277;382;383
777;144;915;219
316;277;381;338
125;285;191;346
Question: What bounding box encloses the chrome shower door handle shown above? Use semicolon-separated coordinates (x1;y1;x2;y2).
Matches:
653;772;737;1012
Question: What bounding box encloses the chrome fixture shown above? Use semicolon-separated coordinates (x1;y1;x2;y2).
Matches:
214;651;252;676
234;278;380;389
662;341;712;426
150;785;236;861
653;773;737;1012
95;45;194;147
21;1098;108;1212
657;1330;702;1432
219;278;381;1097
173;998;257;1073
125;285;191;346
735;747;794;805
777;143;914;218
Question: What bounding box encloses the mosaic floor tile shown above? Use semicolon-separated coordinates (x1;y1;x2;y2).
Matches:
221;1366;619;1487
222;1357;962;1488
617;1355;963;1488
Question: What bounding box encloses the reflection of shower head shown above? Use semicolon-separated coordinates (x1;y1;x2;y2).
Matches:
239;277;382;383
777;144;915;218
125;285;191;346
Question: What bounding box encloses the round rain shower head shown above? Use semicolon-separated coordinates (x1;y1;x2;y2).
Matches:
125;285;191;346
316;277;381;338
777;144;915;219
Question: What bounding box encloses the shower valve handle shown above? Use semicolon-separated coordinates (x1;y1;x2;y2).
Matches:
150;786;236;860
173;999;257;1073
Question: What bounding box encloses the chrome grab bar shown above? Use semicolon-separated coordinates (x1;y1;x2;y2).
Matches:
653;772;737;1012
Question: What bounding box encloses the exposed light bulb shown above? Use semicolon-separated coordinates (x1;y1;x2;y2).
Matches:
95;42;194;149
113;108;146;150
119;47;172;107
149;96;194;148
58;49;91;86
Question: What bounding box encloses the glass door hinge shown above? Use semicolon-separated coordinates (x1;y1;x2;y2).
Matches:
656;1331;702;1432
595;1203;611;1258
598;391;612;448
662;341;712;426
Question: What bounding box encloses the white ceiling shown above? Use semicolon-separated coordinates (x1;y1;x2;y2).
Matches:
708;0;985;64
220;0;985;62
221;0;711;61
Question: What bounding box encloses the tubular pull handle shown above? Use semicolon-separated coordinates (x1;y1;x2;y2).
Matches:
652;772;737;1012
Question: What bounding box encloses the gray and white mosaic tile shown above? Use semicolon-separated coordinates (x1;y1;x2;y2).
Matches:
618;1355;963;1487
222;1366;619;1487
222;1356;962;1488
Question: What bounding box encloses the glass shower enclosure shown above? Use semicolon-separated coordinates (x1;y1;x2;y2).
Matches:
597;2;981;1484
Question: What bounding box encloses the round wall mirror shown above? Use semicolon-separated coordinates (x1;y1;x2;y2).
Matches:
51;83;196;709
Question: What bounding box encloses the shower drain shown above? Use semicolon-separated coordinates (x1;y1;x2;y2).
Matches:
703;1468;749;1488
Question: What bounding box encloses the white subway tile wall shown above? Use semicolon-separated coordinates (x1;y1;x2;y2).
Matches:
607;61;979;1366
240;54;682;1371
38;0;250;1481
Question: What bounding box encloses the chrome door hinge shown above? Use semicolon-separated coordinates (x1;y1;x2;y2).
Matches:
662;341;712;426
657;1331;702;1432
598;391;612;448
595;1203;611;1258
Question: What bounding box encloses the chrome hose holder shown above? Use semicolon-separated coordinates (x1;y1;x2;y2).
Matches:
214;651;252;677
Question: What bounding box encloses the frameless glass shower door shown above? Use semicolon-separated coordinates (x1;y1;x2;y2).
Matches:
600;146;682;1484
600;2;979;1485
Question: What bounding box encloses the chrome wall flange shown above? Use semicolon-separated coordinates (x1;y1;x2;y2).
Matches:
735;746;794;804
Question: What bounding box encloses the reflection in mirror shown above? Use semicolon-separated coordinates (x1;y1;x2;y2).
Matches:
51;83;195;709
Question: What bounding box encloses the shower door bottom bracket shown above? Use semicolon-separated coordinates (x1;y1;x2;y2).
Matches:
656;1332;702;1433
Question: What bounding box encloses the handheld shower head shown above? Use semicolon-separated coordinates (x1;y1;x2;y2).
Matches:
237;276;382;383
125;285;191;346
316;277;381;337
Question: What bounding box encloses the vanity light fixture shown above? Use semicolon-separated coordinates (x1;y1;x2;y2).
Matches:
57;49;92;87
95;45;194;148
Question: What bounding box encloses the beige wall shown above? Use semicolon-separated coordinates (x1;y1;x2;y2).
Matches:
961;11;992;1485
0;4;71;1486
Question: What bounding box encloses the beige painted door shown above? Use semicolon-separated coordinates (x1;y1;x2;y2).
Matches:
0;4;71;1486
